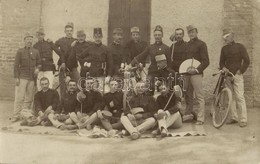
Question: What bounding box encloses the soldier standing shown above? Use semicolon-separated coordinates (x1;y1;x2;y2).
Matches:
67;30;93;78
11;32;41;122
33;27;63;91
184;25;209;125
55;22;78;95
80;28;113;92
130;25;174;95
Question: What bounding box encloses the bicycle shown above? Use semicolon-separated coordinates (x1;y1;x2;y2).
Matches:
211;70;234;128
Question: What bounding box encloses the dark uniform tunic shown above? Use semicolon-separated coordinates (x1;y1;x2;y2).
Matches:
55;37;77;66
108;42;127;76
130;42;173;94
58;91;80;114
130;42;172;74
186;37;209;74
128;93;157;119
14;47;41;80
170;40;187;72
156;93;181;114
220;41;250;75
33;40;63;71
34;89;60;113
67;41;93;76
103;91;123;118
79;90;104;116
125;40;147;65
80;43;113;77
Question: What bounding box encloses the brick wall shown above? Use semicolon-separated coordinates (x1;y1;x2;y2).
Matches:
223;0;255;107
252;0;260;106
0;0;42;100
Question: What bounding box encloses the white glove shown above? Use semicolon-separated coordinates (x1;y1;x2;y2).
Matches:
65;76;71;84
105;76;110;84
120;63;125;68
84;62;91;67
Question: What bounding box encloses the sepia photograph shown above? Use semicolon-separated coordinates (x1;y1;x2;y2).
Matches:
0;0;259;163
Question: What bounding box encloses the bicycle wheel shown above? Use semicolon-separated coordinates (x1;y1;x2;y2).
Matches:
212;88;232;128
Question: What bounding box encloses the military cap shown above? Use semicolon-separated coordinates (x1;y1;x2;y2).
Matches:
155;54;166;62
131;26;140;33
93;27;103;37
36;27;45;35
223;28;234;36
24;32;33;39
154;25;163;33
131;107;144;115
186;25;197;32
77;30;86;36
113;28;123;34
65;22;74;29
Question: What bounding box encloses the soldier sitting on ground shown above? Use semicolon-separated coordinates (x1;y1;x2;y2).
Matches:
120;82;157;140
152;83;183;138
21;77;76;130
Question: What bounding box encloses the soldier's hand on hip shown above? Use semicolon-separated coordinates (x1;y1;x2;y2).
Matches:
15;78;20;86
187;67;198;75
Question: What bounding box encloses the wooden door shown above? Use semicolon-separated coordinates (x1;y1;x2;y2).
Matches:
108;0;151;45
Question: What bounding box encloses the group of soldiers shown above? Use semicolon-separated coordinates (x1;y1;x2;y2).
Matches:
10;22;250;140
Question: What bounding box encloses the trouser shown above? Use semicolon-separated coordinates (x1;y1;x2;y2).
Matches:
47;113;64;128
225;74;247;123
59;67;80;96
185;74;205;122
100;118;123;131
157;111;182;132
37;71;54;91
120;116;156;134
13;79;35;119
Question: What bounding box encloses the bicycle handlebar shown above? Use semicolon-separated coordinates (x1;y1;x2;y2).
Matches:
212;70;234;77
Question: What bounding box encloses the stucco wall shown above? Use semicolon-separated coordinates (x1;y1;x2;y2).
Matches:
42;0;109;64
151;0;224;102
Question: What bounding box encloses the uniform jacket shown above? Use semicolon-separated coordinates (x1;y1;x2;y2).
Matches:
156;92;181;114
34;89;60;113
103;91;123;118
55;37;77;65
186;37;209;74
170;40;187;72
80;43;113;77
33;40;63;71
128;93;158;119
67;41;93;71
220;41;250;74
108;42;127;76
130;42;172;75
58;90;80;114
79;90;104;116
125;40;147;65
14;47;41;80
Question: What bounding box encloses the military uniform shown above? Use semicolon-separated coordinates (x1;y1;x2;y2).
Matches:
185;25;209;123
170;40;187;72
109;42;127;76
58;90;80;115
220;29;250;125
12;32;42;121
80;43;113;77
125;40;147;65
120;92;157;138
55;23;78;95
34;37;63;90
67;40;93;77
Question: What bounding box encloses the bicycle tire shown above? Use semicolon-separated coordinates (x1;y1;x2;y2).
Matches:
212;88;232;128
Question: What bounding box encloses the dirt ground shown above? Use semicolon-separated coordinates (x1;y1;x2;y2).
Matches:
0;100;259;164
